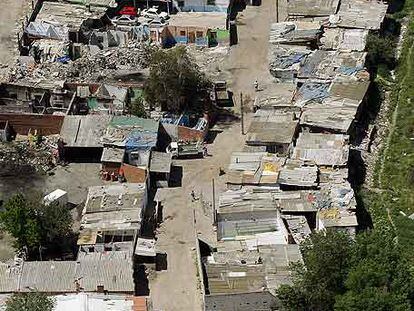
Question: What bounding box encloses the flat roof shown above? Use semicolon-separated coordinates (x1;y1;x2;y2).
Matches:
60;115;111;148
82;183;146;231
101;147;125;163
292;133;349;166
269;22;322;45
330;0;388;30
287;0;340;16
36;1;106;30
149;151;172;173
18;257;134;293
168;12;227;29
54;293;147;311
321;28;369;51
298;50;367;81
205;245;302;295
278;159;319;187
218;189;276;214
227;152;285;185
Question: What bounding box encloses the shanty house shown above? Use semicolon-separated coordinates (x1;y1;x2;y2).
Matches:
101;116;160;182
203;245;302;311
162;12;229;47
245;109;299;155
149;151;173;187
0;255;135;294
292;133;349;167
59;114;112;161
26;1;107;42
78;183;147;255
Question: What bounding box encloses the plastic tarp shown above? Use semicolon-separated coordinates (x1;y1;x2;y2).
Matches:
26;21;68;40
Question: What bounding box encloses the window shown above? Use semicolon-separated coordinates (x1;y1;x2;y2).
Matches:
180;30;186;36
196;31;204;38
88;247;94;253
207;0;216;5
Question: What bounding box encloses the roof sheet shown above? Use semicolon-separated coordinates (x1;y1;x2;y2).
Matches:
330;0;388;30
60;115;111;148
54;293;144;311
298;50;367;81
320;28;369;51
269;22;322;45
278;159;319;187
287;0;340;16
36;1;106;30
292;132;349;166
101;147;125;163
149;151;172;173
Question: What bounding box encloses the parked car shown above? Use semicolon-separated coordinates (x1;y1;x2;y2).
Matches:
141;6;169;20
111;15;139;27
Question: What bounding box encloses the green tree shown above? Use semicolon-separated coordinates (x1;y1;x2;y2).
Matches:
334;229;414;311
365;33;396;71
0;193;73;257
144;46;211;113
129;96;147;118
0;194;41;251
6;292;55;311
277;230;353;311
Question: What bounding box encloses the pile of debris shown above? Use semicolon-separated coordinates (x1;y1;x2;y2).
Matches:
9;42;157;83
0;137;58;176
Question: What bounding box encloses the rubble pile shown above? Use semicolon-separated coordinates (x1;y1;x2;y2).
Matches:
9;42;157;83
0;139;58;176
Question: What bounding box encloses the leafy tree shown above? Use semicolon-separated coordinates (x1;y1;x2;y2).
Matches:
6;292;55;311
277;230;353;311
334;229;414;311
365;33;396;71
0;194;41;251
0;193;72;258
129;96;147;118
144;46;211;113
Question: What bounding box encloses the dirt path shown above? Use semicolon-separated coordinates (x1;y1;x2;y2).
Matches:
0;0;30;80
149;4;276;310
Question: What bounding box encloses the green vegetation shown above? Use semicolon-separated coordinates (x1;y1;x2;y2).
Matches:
277;230;414;311
0;193;73;259
129;96;147;118
5;292;55;311
144;46;212;113
362;1;414;261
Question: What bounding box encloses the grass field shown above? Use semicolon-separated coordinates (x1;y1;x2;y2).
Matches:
363;7;414;260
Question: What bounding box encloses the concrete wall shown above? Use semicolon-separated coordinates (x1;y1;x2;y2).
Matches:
205;291;278;311
0;113;64;135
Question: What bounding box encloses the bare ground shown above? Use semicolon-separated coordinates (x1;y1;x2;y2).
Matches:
0;0;31;80
149;2;278;310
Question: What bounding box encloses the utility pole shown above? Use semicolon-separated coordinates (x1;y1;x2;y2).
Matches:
212;178;216;225
276;0;279;22
240;92;244;135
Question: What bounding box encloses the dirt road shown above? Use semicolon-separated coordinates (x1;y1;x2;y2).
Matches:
0;0;30;80
149;3;276;310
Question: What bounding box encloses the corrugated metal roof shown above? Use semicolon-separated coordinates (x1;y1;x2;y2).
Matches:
287;0;340;16
292;133;349;166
